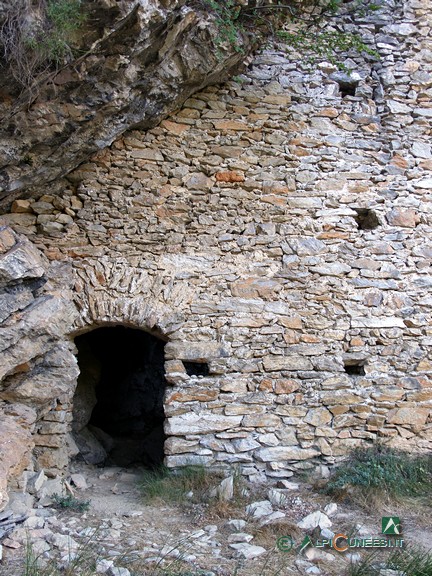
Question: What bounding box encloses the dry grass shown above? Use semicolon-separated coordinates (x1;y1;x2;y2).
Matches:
0;0;84;91
325;445;432;510
252;519;303;550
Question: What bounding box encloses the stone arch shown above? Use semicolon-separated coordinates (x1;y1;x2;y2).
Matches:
58;261;194;472
71;323;168;468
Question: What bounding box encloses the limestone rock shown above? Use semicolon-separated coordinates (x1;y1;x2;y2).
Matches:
27;471;47;495
0;241;45;284
229;542;267;559
70;474;88;490
256;447;320;462
305;547;335;563
227;519;246;532
386;208;420;228
49;533;79;551
0;412;34;511
165;413;242;435
107;568;131;576
228;532;254;543
297;511;332;531
304;408;333;427
215;476;234;501
388;407;430;431
245;500;273;519
323;503;338;517
267;488;288;507
263;356;313;372
0;1;256;208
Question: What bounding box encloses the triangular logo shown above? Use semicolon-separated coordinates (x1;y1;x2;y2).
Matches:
382;517;401;535
298;535;313;553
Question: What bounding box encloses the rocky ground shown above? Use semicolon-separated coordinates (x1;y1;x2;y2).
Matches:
0;463;430;576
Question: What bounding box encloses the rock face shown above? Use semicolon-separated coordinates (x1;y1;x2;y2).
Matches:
0;0;431;504
0;0;258;208
0;224;79;491
0;405;36;511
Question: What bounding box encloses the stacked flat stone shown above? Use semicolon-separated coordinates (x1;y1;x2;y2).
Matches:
0;0;430;486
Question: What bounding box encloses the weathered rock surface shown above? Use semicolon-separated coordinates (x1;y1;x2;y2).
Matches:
0;226;78;497
0;0;262;208
0;407;36;511
0;0;431;510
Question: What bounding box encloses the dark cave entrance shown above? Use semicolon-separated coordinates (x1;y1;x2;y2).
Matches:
73;326;167;468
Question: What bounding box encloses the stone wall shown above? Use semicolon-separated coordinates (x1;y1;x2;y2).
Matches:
0;0;431;489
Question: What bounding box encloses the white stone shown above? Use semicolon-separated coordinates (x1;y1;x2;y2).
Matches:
227;519;246;532
387;100;411;114
306;567;321;575
411;142;431;159
256;446;320;462
355;524;373;536
297;511;332;530
49;533;79;551
258;433;279;446
232;437;260;452
215;476;234;501
267;488;288;507
165;413;242;435
277;480;299;490
229;543;267;559
70;474;88;490
351;317;405;328
346;553;362;564
259;511;286;526
311;263;351;276
32;540;50;554
96;559;114;573
245;500;273;519
27;471;47;494
23;516;45;529
107;568;131;576
413;178;432;189
305;547;335;562
323;503;338;517
36;478;65;499
228;532;254;543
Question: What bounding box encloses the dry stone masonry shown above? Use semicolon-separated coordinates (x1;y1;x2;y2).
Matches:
0;0;431;502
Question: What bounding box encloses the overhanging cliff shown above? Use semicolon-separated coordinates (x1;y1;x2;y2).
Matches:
0;0;262;210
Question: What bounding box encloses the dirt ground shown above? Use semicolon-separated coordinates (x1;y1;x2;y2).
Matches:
1;462;431;576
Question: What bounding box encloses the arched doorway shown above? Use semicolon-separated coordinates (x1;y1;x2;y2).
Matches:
72;326;166;468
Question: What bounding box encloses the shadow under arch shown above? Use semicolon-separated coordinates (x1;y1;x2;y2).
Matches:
72;324;167;468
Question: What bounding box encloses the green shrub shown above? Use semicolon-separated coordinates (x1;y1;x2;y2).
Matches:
346;547;432;576
51;493;90;512
24;0;84;63
326;445;432;504
140;465;216;505
277;28;378;70
0;0;85;90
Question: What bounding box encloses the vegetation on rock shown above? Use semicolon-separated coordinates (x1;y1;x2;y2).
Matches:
326;445;432;507
0;0;85;89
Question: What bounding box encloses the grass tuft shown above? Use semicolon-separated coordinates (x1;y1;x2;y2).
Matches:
51;493;90;513
388;547;432;576
139;465;251;519
325;445;432;507
346;547;432;576
140;465;216;505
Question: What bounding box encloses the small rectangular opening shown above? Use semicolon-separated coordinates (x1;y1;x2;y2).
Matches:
344;362;366;376
182;361;209;377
